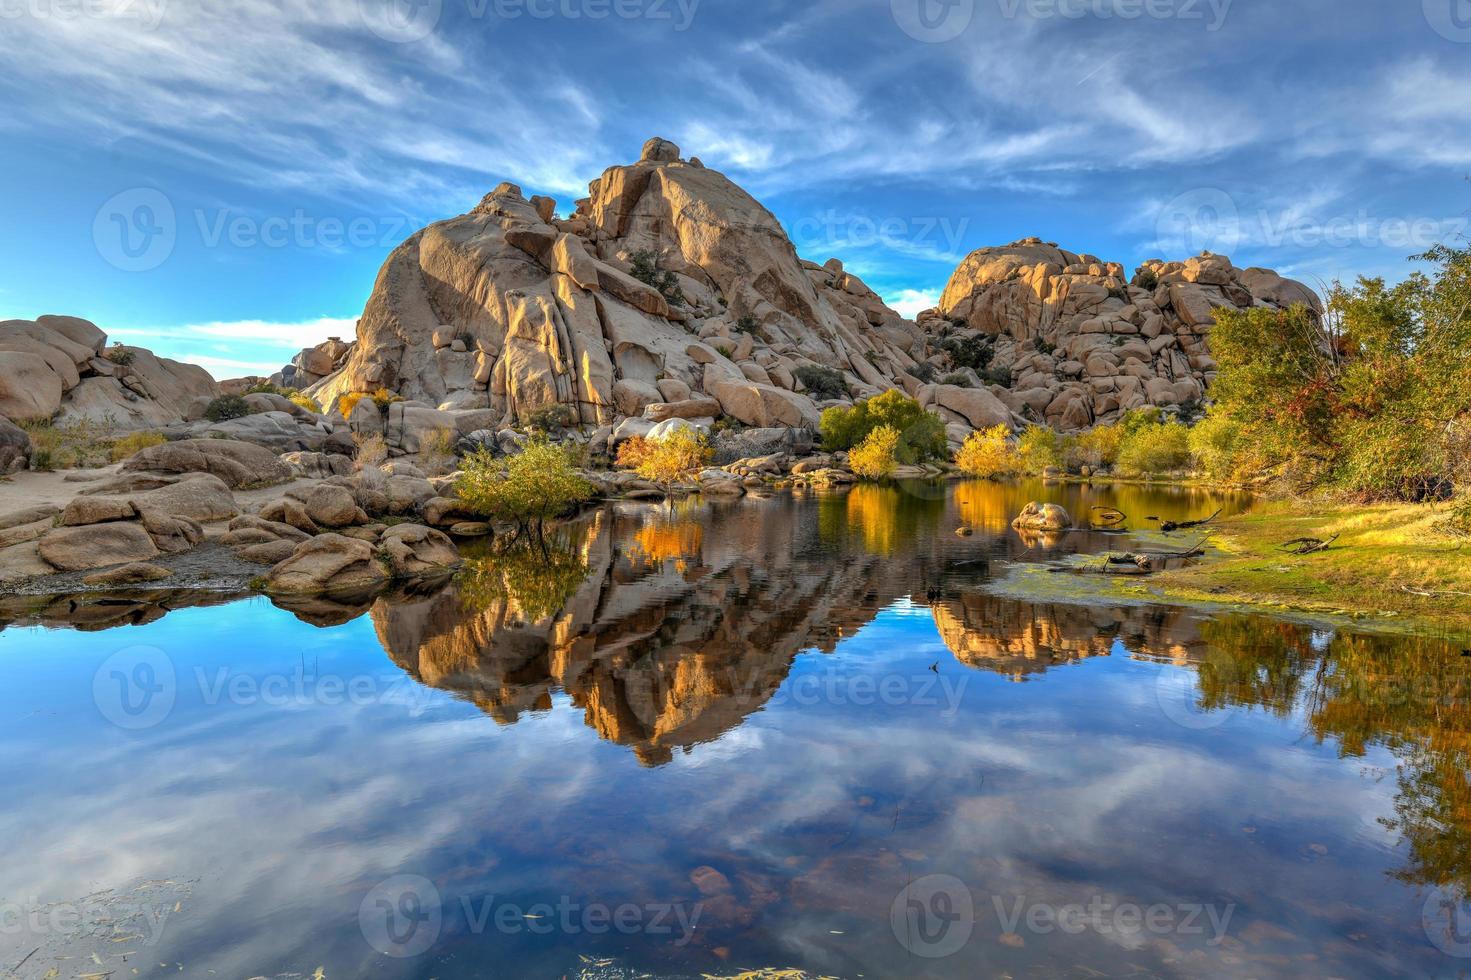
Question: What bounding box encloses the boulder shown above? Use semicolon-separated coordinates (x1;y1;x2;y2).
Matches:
644;397;722;423
124;439;291;489
81;472;239;522
1011;502;1073;532
281;451;355;479
304;484;363;529
0;417;30;473
648;418;707;441
0;351;64;420
60;497;138;526
138;509;204;554
237;540;300;565
920;384;1012;430
265;534;390;595
38;521;161;572
377;524;461;578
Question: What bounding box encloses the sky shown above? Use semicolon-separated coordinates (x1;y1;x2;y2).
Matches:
0;0;1468;379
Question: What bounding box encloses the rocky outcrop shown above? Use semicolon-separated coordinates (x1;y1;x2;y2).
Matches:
0;316;216;428
299;139;923;438
122;439;292;489
928;240;1320;429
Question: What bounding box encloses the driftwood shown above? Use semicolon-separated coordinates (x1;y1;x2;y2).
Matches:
1149;509;1222;533
1402;585;1471;599
1089;506;1128;528
1279;534;1340;555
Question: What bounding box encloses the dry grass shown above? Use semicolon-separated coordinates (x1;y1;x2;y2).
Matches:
22;420;166;470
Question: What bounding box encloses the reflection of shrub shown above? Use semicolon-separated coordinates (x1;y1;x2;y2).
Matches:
954;425;1018;478
819;390;947;464
204;394;251;422
456;438;594;532
457;539;590;623
795;365;848;401
849;425;900;480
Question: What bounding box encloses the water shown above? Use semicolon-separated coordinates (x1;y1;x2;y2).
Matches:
1;481;1468;979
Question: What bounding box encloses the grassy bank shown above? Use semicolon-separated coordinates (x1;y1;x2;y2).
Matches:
1145;498;1471;636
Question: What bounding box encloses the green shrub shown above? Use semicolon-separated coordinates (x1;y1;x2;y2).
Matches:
819;389;947;464
795;365;848;401
1116;419;1192;476
526;403;578;433
110;430;168;462
940;334;993;371
1187;409;1244;482
204;394;251;422
1133;267;1158;290
1064;423;1124;470
105;343;135;367
1015;425;1064;474
982;365;1013;388
629;249;685;305
939;372;972;388
455;437;594;533
909;362;937;383
734;314;761;335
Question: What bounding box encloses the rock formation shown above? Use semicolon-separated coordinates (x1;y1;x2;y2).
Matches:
288;139;1319;441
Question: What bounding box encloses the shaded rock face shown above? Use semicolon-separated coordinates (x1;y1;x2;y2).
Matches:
303;139;925;431
931;239;1320;429
0;316;216;428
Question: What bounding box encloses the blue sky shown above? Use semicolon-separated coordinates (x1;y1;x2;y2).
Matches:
1;0;1468;379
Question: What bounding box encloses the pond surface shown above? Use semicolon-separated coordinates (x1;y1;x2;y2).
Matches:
2;480;1469;979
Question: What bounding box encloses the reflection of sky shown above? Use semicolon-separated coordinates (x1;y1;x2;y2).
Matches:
0;592;1451;978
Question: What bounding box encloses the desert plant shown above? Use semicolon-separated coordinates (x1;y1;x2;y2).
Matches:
1187;409;1245;482
794;365;848;401
456;437;594;534
848;425;901;480
204;394;251;422
954;425;1018;478
110;430;168;462
629;249;685;305
940;334;993;372
909;362;938;383
1116;418;1192;476
1133;266;1159;291
939;372;972;388
354;432;389;469
819;390;947;464
22;419;119;470
526;403;578;434
289;393;321;414
1064;422;1125;471
734;314;761;335
419;427;459;475
1015;425;1064;474
105;343;135;367
625;429;713;495
982;365;1013;388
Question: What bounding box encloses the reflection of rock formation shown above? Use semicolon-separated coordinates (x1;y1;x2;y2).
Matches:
929;591;1211;679
372;500;906;765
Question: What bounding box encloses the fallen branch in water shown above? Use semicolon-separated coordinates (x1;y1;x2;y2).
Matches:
1151;509;1222;534
1090;506;1127;528
1279;534;1340;555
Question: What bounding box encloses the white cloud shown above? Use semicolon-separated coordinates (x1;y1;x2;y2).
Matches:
109;316;357;379
886;288;942;320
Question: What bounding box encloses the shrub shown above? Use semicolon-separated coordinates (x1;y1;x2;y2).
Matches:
1015;425;1064;474
456;438;594;532
1116;419;1192;476
1187;409;1244;482
715;345;734;359
734;314;761;335
22;419;118;470
614;435;654;471
909;362;938;383
982;365;1013;388
849;425;901;480
939;372;972;388
819;389;947;464
105;343;135;366
954;425;1018;478
526;403;578;433
629;249;685;305
110;430;167;462
940;334;993;371
1033;337;1057;356
290;393;321;415
795;365;848;401
1064;423;1125;471
354;432;388;469
204;394;251;422
1133;266;1158;290
371;388;402;410
626;428;713;493
419;427;459;475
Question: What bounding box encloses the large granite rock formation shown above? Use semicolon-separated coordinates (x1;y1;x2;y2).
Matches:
289;140;1319;437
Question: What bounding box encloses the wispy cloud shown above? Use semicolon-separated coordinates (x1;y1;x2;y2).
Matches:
109;316;357;379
